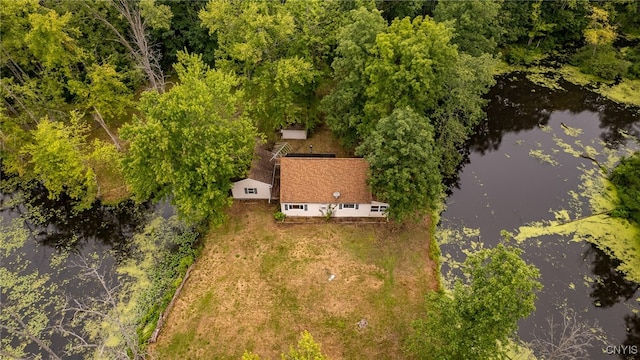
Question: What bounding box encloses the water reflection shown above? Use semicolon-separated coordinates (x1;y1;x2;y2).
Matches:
585;244;639;308
441;73;640;358
471;74;640;155
621;313;640;360
2;179;153;259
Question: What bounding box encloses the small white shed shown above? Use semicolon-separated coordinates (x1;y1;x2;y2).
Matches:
280;128;307;140
232;146;274;201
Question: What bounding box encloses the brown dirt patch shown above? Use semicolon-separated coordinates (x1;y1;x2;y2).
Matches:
149;202;438;359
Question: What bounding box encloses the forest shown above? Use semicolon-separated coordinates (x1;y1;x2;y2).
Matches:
2;0;639;223
1;0;639;359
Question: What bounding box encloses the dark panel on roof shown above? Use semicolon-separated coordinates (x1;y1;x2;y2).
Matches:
285;153;336;158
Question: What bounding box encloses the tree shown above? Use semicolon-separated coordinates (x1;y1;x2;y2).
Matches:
364;15;457;125
356;107;442;221
68;63;134;150
199;0;319;133
282;331;328;360
321;6;387;147
610;152;640;224
21;114;98;210
526;0;555;48
87;0;168;93
584;6;617;56
408;244;542;359
121;52;257;224
433;0;503;57
529;307;603;360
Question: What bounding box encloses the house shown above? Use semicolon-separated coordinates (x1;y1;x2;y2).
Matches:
279;157;388;217
231;145;275;201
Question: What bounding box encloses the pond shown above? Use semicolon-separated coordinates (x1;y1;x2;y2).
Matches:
0;181;175;358
440;74;640;358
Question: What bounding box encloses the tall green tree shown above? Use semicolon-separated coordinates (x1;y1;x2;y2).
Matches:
21;114;98;210
408;244;542;360
68;63;134;150
583;5;617;55
321;6;387;147
433;0;503;57
356;107;441;221
200;0;320;133
121;52;257;224
324;8;495;178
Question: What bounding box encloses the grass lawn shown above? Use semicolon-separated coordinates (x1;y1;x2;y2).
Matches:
285;123;354;158
150;202;438;359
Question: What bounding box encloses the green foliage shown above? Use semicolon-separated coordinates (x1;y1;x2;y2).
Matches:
282;331;328;360
572;45;631;80
21;115;97;210
434;0;503;57
505;45;544;65
121;52;257;224
610;152;640;225
274;211;286;222
135;216;200;344
321;6;387;147
325;7;495;179
408;244;542;359
356;107;442;221
583;5;617;55
199;0;321;133
242;331;327;360
139;0;173;31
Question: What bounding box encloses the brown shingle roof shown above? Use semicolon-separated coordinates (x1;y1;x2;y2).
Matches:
280;158;372;203
248;145;274;184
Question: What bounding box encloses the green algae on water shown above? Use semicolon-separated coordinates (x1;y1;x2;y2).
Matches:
516;129;640;283
529;149;559;166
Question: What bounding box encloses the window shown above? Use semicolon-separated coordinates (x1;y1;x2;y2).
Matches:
371;205;388;213
340;204;358;210
244;188;257;194
285;204;307;211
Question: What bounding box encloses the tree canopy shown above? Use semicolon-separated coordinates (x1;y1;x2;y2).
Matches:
121;52;257;224
357;107;441;221
408;244;542;359
610;152;640;225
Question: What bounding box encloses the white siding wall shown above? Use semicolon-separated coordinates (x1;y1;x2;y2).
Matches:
281;202;389;217
280;129;307;139
232;179;272;200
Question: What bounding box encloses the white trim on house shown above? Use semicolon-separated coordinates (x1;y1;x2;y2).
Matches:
280;202;389;218
232;178;271;200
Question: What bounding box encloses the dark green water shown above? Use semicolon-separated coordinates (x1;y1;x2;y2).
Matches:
440;74;640;358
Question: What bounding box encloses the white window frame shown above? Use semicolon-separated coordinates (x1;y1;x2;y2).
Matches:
371;205;388;213
285;204;307;211
339;204;359;210
244;187;258;194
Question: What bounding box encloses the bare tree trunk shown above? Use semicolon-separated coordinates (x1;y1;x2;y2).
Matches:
66;256;145;360
86;0;165;93
92;106;122;151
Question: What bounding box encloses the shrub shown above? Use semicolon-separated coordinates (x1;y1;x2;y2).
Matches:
572;46;630;80
610;152;640;225
505;46;544;66
274;211;286;222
